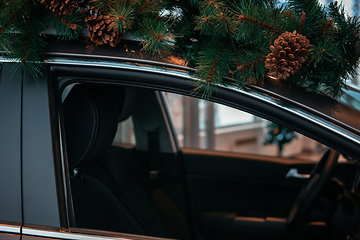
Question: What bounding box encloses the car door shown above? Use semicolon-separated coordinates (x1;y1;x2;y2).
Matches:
0;64;22;239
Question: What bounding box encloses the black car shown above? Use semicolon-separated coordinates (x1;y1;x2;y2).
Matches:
1;38;360;240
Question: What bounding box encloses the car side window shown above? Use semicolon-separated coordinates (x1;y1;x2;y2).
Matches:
61;83;191;239
59;80;352;240
165;92;328;160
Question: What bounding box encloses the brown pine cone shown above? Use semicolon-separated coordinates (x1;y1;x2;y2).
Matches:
84;7;122;47
265;31;310;80
38;0;77;16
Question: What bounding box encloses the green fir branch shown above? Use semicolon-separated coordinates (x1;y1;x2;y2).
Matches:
137;18;175;57
109;3;135;32
0;0;28;36
199;0;224;15
308;39;340;66
6;0;46;79
195;40;235;96
287;0;327;36
234;53;267;84
135;0;163;15
45;11;84;40
232;0;286;34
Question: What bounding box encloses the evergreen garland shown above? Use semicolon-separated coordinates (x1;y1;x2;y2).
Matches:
0;0;359;96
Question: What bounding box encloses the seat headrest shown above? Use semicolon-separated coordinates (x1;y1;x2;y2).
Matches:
62;84;124;169
118;86;138;122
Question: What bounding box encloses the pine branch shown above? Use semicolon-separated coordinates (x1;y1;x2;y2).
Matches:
195;39;235;88
288;0;323;16
239;14;281;34
195;15;215;34
195;0;226;35
299;11;305;33
51;12;78;29
109;3;135;32
234;50;267;84
237;56;266;71
13;1;46;78
137;0;152;12
88;0;110;11
48;12;84;40
318;18;333;36
136;0;162;15
288;0;326;36
19;1;32;66
213;10;238;37
328;2;360;61
200;0;223;13
308;39;340;66
21;28;31;65
0;0;28;36
282;9;295;21
207;44;224;82
138;18;175;57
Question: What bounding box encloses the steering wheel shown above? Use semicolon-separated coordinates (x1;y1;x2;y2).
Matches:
286;149;339;230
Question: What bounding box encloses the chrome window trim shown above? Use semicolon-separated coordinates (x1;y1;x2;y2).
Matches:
0;52;194;72
0;224;21;234
22;227;166;240
46;59;192;80
43;52;194;72
22;228;131;240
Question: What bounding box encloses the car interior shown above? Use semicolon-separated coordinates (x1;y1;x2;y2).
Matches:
61;82;360;240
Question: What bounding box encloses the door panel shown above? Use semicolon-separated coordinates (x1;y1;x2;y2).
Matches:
182;148;310;219
181;148;358;240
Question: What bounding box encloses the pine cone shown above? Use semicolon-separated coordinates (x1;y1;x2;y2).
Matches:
84;7;122;47
265;31;310;80
38;0;77;16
